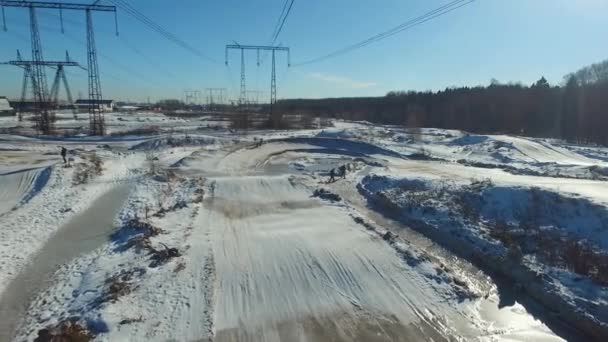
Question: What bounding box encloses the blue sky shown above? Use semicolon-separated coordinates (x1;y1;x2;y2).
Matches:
1;0;607;103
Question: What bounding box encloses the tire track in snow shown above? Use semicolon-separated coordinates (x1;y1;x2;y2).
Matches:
201;252;217;340
200;180;217;340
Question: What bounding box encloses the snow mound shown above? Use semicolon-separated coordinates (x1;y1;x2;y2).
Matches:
0;166;52;215
280;137;404;159
130;135;216;151
359;174;608;339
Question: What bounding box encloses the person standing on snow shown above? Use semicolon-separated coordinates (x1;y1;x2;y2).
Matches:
339;165;346;179
329;168;336;183
60;146;67;165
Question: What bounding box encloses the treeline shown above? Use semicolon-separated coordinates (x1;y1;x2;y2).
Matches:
277;60;608;145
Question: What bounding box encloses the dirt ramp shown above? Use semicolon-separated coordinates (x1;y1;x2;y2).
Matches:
0;167;51;215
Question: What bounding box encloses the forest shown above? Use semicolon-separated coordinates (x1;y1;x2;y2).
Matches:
277;60;608;145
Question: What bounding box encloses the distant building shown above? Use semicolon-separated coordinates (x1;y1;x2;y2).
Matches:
10;100;56;112
74;99;115;112
0;97;15;116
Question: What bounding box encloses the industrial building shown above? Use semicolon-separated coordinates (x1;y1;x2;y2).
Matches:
74;99;115;112
0;97;15;116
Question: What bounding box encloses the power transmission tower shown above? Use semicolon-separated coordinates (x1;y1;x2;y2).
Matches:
270;49;276;111
86;8;103;135
245;90;263;105
0;1;118;135
49;51;81;112
3;50;85;121
206;88;227;109
225;44;290;126
240;49;246;105
218;88;227;105
16;50;32;122
184;89;201;105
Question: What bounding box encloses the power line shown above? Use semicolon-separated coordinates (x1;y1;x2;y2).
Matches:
107;0;219;64
58;29;155;84
260;0;295;66
37;11;180;83
271;0;294;44
269;0;289;43
293;0;474;66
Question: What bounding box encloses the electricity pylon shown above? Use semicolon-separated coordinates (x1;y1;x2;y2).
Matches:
206;88;227;109
225;44;290;126
184;89;201;105
246;90;264;106
3;50;84;121
0;1;118;135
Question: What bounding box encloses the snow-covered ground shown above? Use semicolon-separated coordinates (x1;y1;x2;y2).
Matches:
1;115;606;341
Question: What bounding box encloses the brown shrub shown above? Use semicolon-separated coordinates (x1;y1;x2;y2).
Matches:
563;241;608;286
174;262;186;273
34;320;93;342
103;268;146;303
488;220;517;248
125;218;163;236
149;243;181;268
72;152;104;185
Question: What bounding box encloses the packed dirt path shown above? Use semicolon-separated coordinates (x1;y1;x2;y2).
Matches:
204;175;458;341
181;139;567;342
0;184;131;341
0;135;572;341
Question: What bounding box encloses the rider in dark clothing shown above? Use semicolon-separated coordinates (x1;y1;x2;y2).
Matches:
339;165;346;179
60;147;67;164
329;168;336;183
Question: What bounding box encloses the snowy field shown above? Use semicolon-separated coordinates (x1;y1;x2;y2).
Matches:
0;113;606;341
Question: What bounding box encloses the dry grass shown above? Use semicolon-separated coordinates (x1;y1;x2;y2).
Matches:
72;152;104;185
149;243;181;268
118;317;144;326
121;218;163;252
380;177;608;286
109;126;161;136
192;177;206;204
174;262;186;273
34;320;93;342
103;268;146;303
563;241;608;286
487;219;608;285
125;218;163;236
120;218;180;268
105;278;131;302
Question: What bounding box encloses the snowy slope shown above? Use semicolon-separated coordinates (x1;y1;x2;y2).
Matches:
0;167;51;215
4;119;607;341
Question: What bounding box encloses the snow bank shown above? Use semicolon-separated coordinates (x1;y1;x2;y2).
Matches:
0;167;51;215
358;174;608;339
129;134;218;151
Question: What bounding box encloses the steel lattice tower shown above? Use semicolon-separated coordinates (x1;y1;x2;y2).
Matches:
239;49;246;106
226;44;289;126
1;1;118;135
49;53;76;109
87;9;104;135
28;6;53;133
19;66;32;121
17;50;32;122
3;49;82;121
6;50;82;120
270;50;277;123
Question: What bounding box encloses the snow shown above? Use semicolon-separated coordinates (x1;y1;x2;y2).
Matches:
0;145;144;298
3;116;607;341
0;166;51;215
0;98;12;112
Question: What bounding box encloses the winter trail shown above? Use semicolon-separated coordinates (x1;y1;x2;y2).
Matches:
203;174;468;341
